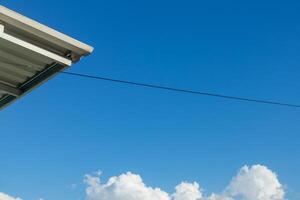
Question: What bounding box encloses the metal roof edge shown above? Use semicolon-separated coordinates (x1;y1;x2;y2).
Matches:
0;5;94;57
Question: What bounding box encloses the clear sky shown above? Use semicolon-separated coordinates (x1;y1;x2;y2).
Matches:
1;1;300;200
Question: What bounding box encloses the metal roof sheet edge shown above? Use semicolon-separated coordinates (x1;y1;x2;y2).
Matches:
0;5;94;57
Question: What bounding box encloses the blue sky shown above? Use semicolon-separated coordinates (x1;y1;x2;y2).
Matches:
1;0;300;199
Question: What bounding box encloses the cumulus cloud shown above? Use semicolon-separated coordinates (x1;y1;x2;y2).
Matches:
226;165;284;200
0;193;22;200
84;172;170;200
84;165;285;200
173;182;202;200
207;194;233;200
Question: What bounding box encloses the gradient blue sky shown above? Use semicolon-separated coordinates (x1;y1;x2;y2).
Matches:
1;0;300;199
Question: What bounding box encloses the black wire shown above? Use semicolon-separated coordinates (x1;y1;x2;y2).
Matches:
61;71;300;108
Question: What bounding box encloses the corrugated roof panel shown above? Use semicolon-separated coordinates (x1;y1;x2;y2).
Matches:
0;5;93;60
0;5;93;110
0;92;6;100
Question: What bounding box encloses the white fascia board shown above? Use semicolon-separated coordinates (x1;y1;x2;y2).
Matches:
0;5;94;57
0;24;72;66
0;24;3;34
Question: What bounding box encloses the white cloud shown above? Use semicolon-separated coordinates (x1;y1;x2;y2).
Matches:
207;194;233;200
0;165;285;200
173;182;202;200
226;165;284;200
84;165;285;200
84;172;170;200
0;193;22;200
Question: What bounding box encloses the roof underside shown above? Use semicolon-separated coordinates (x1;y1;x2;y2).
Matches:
0;5;93;110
